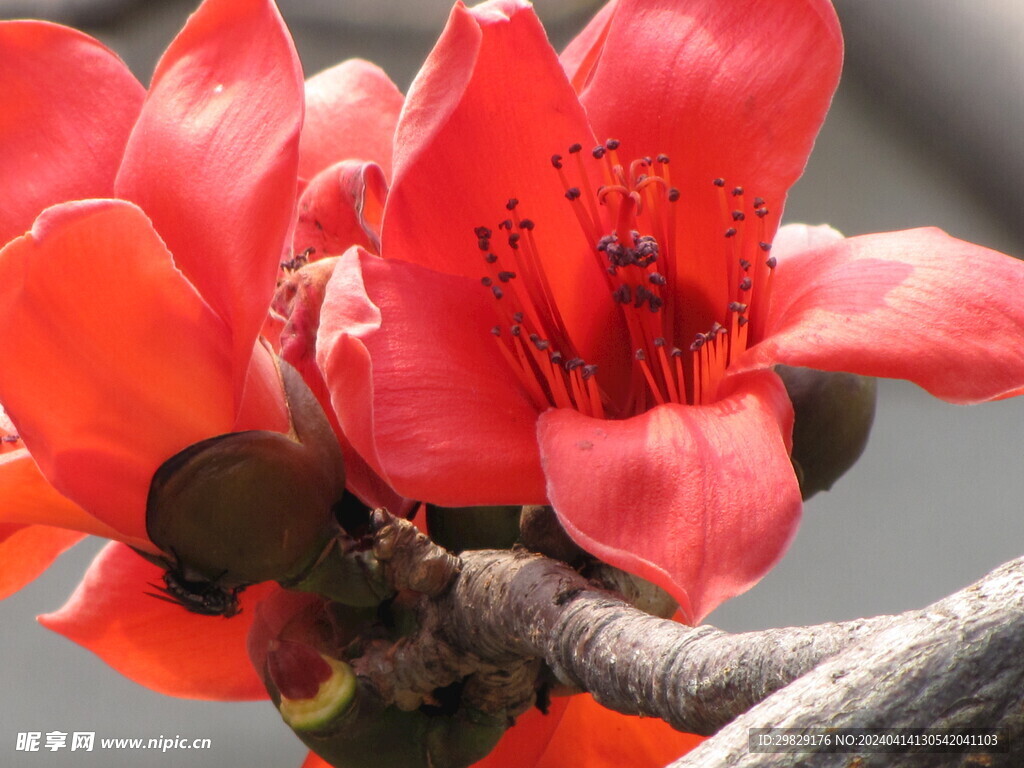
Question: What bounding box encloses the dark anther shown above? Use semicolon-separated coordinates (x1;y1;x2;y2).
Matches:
498;271;516;282
713;178;725;187
533;337;550;351
519;219;535;230
711;322;727;336
551;154;564;169
581;364;599;380
649;272;667;286
642;156;652;165
612;284;632;304
491;326;502;336
739;258;751;271
668;188;680;202
474;226;492;239
513;312;524;323
759;242;773;252
653;337;666;347
478;238;490;251
635;348;647;361
648;295;663;312
565;187;581;201
498;219;513;231
568;143;582;154
491;286;504;299
724;227;737;238
690;334;706;351
738;316;749;327
740;277;752;291
656;154;670;164
753;196;766;207
728;301;748;313
605;138;620;150
481;277;493;287
508;233;521;248
506;198;519;210
565;357;585;371
551;351;563;365
755;207;769;218
766;256;777;269
485;253;498;264
732;186;744;196
634;285;651;309
592;146;606;159
670;347;683;358
511;325;522;336
732;210;745;222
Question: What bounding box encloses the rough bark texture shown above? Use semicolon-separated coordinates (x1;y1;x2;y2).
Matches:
358;514;1024;766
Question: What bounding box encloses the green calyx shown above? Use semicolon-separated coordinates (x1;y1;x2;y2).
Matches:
776;365;878;499
278;655;358;732
146;360;346;587
425;504;522;552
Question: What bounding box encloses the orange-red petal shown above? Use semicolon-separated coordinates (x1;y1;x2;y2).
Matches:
743;227;1024;404
294;160;387;258
115;0;303;391
531;694;703;768
0;21;144;245
40;542;275;700
0;524;85;600
538;371;799;624
0;200;234;541
300;59;404;180
317;250;546;505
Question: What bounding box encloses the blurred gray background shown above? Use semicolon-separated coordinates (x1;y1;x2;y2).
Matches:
2;0;1023;765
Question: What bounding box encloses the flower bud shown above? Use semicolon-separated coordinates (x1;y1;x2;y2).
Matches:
146;361;344;588
518;505;585;564
425;504;521;552
775;365;877;499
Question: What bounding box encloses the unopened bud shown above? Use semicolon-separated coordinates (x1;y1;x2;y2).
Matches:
776;365;877;499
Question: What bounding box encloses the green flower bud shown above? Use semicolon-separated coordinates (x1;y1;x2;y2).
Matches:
775;365;877;499
146;361;344;588
425;504;521;552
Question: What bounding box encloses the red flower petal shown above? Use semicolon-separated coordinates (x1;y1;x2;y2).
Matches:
0;200;234;541
0;524;84;600
531;694;703;768
114;0;303;389
317;250;546;505
301;59;404;180
383;0;621;375
293;160;387;258
559;0;617;92
743;228;1024;404
232;341;291;434
575;0;842;323
538;370;799;624
0;449;140;545
0;21;144;245
39;542;275;700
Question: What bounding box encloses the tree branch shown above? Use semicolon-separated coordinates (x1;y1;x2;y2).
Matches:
358;514;1024;765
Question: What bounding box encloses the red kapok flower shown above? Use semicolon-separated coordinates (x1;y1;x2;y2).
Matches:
316;0;1024;624
0;0;303;698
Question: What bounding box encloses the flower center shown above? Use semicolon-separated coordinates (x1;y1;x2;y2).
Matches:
476;139;776;419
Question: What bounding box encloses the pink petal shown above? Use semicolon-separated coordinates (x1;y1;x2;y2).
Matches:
0;524;85;600
317;249;546;505
40;542;275;700
538;370;799;624
115;0;303;391
0;200;234;541
300;59;404;180
232;341;291;434
0;21;144;244
742;227;1024;404
293;160;387;258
